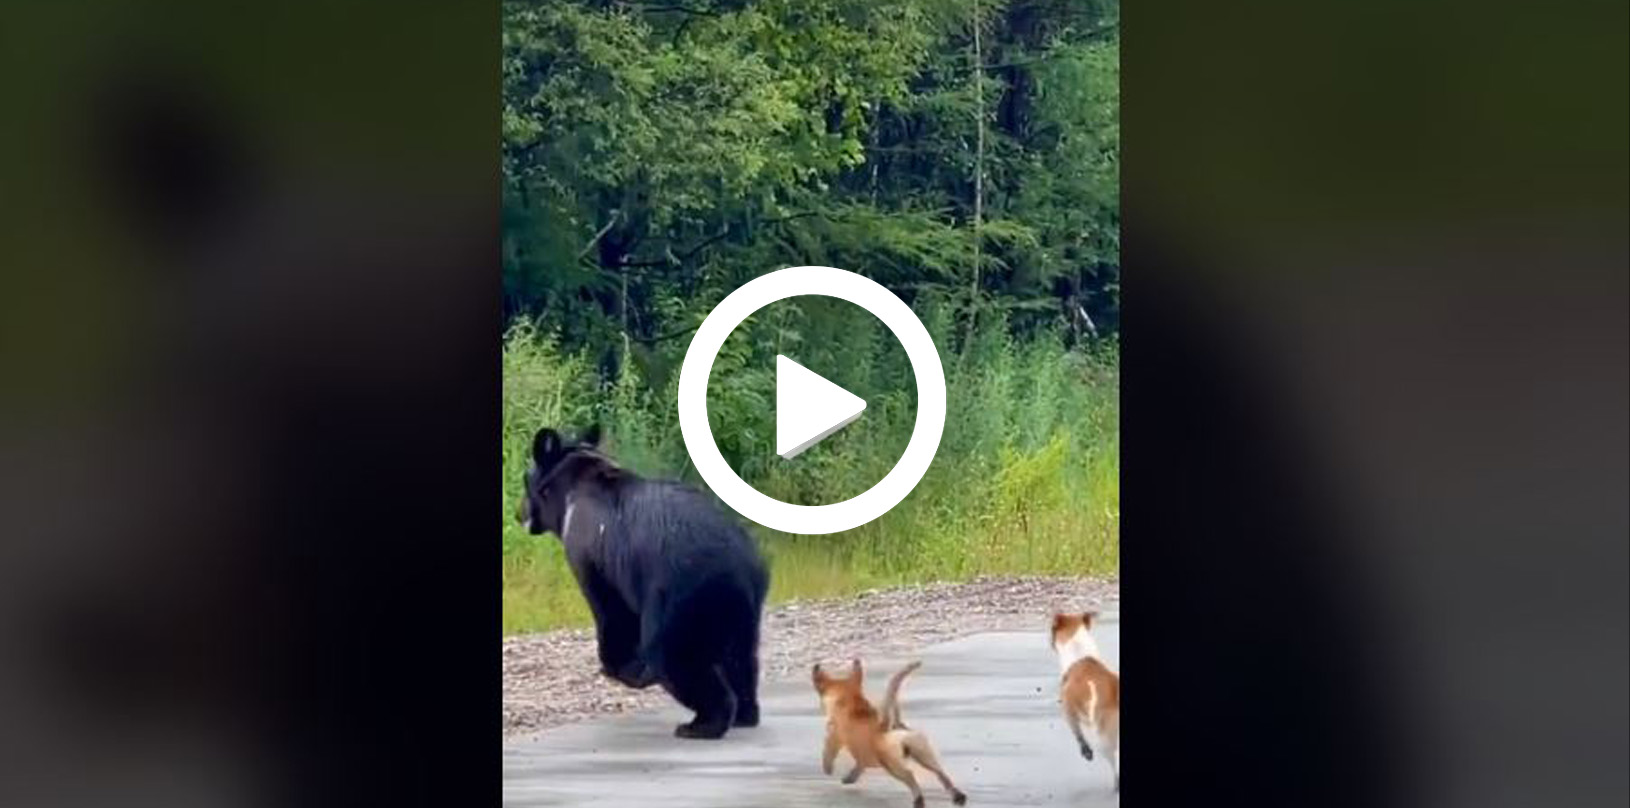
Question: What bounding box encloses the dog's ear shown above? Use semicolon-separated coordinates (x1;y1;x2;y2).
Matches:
812;663;827;687
1082;611;1098;628
850;658;863;679
532;428;562;466
1052;613;1070;634
578;424;603;448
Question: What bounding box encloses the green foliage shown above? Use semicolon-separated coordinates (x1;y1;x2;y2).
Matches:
500;0;1120;633
503;0;1120;338
501;313;1118;634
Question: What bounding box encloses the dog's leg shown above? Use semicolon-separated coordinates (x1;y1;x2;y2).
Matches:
1101;710;1120;793
841;766;864;785
879;754;925;808
1073;723;1093;761
877;734;926;808
1064;702;1093;761
1110;742;1120;792
902;732;967;805
822;728;842;776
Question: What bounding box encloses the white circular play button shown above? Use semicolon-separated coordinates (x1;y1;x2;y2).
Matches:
774;355;867;460
676;266;947;535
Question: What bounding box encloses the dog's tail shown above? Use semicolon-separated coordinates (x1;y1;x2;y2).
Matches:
878;660;923;730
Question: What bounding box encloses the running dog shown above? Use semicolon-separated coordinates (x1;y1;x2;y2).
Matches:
812;659;968;807
1052;612;1120;792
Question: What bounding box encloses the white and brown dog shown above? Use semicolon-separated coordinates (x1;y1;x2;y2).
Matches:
1052;612;1120;792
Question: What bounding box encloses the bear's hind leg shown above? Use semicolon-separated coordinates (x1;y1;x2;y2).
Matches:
664;660;736;740
723;641;760;727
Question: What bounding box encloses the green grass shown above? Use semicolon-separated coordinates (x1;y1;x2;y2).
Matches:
501;300;1118;636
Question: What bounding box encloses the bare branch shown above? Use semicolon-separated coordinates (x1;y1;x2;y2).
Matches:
630;3;719;17
575;211;623;260
612;211;827;268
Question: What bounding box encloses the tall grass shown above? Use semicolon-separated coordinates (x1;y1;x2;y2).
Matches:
501;297;1118;635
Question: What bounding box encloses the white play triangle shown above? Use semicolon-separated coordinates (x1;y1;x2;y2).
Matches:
775;355;866;459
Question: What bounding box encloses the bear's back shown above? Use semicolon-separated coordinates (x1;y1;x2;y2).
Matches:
616;479;753;549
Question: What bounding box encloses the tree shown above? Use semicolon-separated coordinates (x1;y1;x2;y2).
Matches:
502;0;1120;362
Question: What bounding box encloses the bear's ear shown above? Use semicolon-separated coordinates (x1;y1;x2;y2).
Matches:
532;428;562;466
578;424;603;448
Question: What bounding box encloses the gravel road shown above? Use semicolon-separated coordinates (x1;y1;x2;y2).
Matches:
502;575;1118;740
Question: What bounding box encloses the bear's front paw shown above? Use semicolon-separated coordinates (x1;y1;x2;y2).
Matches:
602;661;658;689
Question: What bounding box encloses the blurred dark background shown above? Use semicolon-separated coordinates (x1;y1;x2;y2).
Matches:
1122;1;1626;806
0;1;1623;807
0;2;498;807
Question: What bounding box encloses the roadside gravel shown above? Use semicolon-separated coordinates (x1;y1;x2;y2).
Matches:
502;575;1118;740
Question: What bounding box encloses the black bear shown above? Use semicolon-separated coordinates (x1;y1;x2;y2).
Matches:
518;425;770;738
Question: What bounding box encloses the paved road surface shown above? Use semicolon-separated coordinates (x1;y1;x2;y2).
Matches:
504;618;1120;807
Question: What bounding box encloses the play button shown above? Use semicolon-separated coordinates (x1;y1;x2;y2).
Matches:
775;355;866;459
676;266;946;534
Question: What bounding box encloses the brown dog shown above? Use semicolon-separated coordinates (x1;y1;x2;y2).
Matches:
812;659;968;807
1052;612;1120;792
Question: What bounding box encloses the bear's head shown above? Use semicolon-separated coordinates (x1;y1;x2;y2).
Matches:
517;424;619;537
